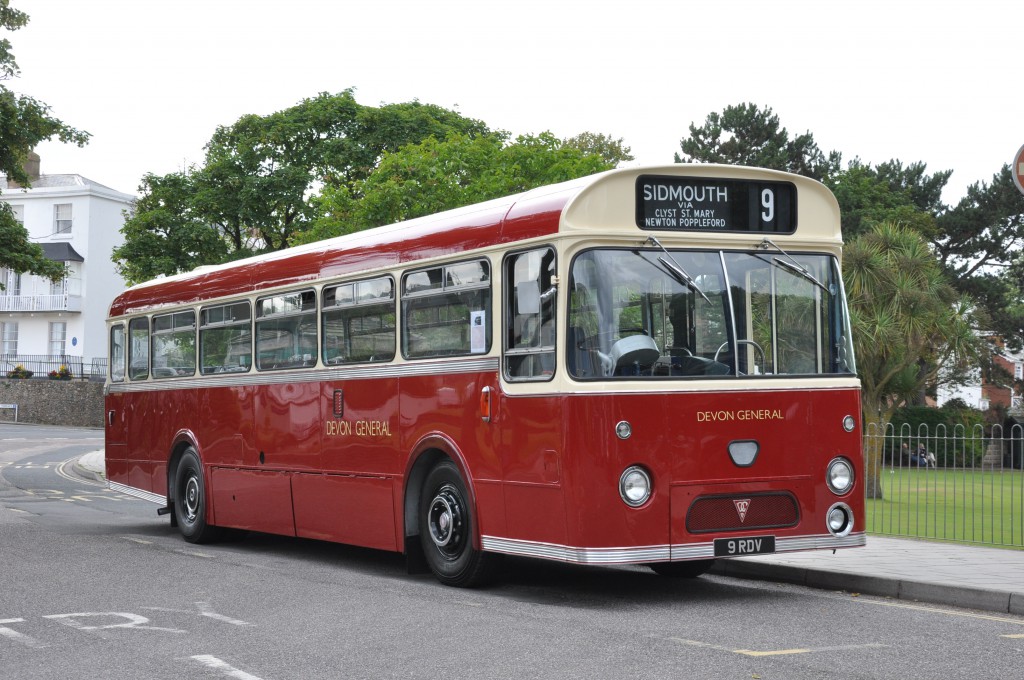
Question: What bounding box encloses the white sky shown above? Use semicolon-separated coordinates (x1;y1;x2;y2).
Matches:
8;0;1023;205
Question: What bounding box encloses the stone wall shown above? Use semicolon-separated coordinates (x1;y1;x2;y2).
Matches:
0;380;104;428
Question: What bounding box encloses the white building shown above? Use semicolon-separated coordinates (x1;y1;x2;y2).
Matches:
1;155;134;375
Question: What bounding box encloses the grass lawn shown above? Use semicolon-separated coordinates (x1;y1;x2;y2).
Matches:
865;468;1024;548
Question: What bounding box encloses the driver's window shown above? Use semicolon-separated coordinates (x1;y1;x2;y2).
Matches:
504;247;556;381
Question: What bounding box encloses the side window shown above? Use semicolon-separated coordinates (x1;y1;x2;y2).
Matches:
322;276;395;365
200;301;252;374
402;259;491;359
109;324;125;383
152;311;196;378
128;317;149;380
504;247;556;381
255;290;317;370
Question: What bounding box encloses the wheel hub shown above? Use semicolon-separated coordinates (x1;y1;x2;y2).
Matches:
427;485;463;552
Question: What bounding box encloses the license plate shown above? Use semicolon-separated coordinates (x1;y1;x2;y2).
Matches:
714;535;776;557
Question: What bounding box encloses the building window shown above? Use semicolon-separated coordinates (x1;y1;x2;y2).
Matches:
49;276;66;297
49;322;67;355
54;203;72;235
10;205;23;225
1;268;21;296
1;321;18;354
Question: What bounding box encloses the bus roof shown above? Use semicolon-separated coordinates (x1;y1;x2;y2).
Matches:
108;165;840;318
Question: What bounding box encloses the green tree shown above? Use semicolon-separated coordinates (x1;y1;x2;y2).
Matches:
675;103;840;181
563;132;634;166
0;0;90;283
298;131;617;244
113;172;231;285
843;223;978;498
114;91;489;283
826;160;948;239
933;165;1024;350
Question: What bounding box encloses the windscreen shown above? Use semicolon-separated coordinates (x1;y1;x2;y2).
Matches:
567;248;855;379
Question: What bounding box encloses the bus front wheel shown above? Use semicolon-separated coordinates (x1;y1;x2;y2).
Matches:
174;448;219;544
418;460;496;587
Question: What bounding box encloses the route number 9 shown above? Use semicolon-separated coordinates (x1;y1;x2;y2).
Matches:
761;189;775;223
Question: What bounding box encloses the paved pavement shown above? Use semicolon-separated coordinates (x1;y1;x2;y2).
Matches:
73;450;1024;616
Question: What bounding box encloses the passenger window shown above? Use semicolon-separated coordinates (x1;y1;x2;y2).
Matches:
109;324;125;383
128;317;149;380
255;290;317;370
152;311;196;378
322;277;395;365
504;247;556;381
200;301;252;374
402;260;491;359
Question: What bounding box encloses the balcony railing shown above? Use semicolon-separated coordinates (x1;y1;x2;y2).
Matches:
0;294;82;313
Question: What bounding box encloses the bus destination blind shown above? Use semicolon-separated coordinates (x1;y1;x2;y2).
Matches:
636;175;797;233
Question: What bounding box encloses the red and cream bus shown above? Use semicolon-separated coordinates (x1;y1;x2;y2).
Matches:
105;165;863;586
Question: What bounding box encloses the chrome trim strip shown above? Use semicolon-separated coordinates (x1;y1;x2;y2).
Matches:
107;357;500;393
481;532;865;565
108;481;166;505
481;536;671;564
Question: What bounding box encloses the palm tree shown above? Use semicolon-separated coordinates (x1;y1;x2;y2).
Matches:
844;223;978;499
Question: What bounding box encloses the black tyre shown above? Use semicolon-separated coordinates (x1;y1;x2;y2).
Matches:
418;460;496;587
174;448;219;544
648;559;715;578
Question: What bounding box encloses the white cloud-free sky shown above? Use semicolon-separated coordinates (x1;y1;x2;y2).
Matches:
7;0;1023;204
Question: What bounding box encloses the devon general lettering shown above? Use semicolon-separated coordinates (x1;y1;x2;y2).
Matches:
697;409;784;422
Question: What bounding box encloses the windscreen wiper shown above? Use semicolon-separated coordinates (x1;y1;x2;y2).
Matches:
758;238;829;294
645;236;711;303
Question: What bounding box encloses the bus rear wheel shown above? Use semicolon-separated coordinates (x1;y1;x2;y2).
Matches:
174;447;220;544
418;460;496;587
648;559;715;578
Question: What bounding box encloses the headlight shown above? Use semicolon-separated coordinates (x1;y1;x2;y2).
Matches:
619;466;652;507
826;457;854;495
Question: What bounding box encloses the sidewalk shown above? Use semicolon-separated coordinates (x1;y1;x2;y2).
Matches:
73;450;1024;615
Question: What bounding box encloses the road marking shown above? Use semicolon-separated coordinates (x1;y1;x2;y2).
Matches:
669;638;887;657
0;618;47;649
123;537;153;545
190;655;266;680
44;612;186;634
846;595;1024;627
145;602;251;627
1001;633;1024;639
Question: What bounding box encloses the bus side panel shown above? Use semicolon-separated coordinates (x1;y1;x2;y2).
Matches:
104;391;129;487
292;473;397;551
400;370;504;538
496;393;567;547
210;468;295;535
301;377;400;551
320;378;400;475
124;391;159;493
198;385;254;468
254;382;321;471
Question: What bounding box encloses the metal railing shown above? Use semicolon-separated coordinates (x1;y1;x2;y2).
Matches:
864;422;1024;548
1;354;107;381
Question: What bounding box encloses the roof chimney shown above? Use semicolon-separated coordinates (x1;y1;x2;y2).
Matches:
23;151;40;180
